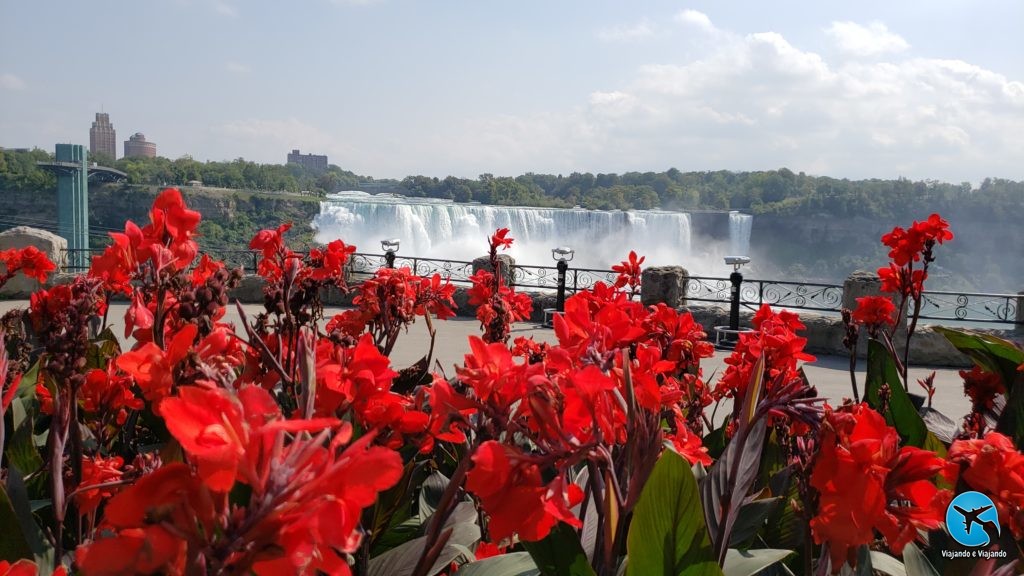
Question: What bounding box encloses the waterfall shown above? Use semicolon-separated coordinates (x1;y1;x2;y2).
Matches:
729;212;753;256
313;192;693;269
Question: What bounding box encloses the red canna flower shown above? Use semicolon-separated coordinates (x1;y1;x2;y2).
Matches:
960;365;1005;411
249;223;292;258
851;296;897;329
158;385;250;492
490;228;513;251
0;559;51;576
80;367;143;425
810;404;947;572
76;455;125;516
307;239;356;281
611;250;645;294
466;441;582;542
0;245;56;284
116;323;198;401
190;253;222;285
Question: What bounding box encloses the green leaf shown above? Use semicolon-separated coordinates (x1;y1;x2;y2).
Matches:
419;470;450;523
934;327;1024;383
4;398;43;475
455;551;540;576
728;497;781;547
867;551;906;576
900;543;939;576
368;521;480;576
0;483;33;561
864;339;927;447
2;466;52;571
522;522;596;576
627;450;722;576
722;549;792;576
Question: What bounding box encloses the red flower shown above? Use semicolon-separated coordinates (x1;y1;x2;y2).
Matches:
960;365;1005;411
490;228;513;251
116;323;198;401
716;305;815;402
190;253;222;285
456;336;526;408
948;432;1024;539
80;367;143;425
250;223;292;258
76;455;125;516
308;239;356;281
89;224;142;294
0;245;56;283
851;296;897;328
611;250;644;292
810;404;947;572
466;441;582;542
0;560;49;576
158;386;250;492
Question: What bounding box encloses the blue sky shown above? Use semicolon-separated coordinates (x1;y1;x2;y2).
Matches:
1;0;1021;183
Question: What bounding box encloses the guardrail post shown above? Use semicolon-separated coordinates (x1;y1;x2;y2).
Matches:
1017;291;1024;331
250;251;258;274
729;270;743;335
556;259;569;312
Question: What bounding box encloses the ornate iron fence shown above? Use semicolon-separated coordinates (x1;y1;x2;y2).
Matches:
509;264;618;294
918;290;1020;325
56;248;1022;326
684;276;845;313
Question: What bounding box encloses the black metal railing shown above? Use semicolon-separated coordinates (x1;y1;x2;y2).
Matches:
918;290;1020;325
510;264;619;294
57;248;1022;326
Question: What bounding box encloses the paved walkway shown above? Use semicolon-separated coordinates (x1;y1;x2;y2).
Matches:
0;300;973;421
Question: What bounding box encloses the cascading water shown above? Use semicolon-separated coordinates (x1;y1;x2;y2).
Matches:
729;211;753;257
313;192;693;269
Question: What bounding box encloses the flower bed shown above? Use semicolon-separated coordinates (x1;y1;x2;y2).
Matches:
1;190;1023;575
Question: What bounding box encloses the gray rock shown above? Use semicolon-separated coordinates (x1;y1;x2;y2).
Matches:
0;226;67;298
641;266;689;307
472;254;515;288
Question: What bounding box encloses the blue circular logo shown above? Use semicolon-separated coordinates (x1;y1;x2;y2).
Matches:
946;491;1000;547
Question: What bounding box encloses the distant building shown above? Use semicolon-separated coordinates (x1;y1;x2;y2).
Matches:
89;113;117;159
287;149;328;172
124;132;156;158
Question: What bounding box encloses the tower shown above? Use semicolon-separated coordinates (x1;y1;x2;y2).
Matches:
124;132;157;158
89;113;117;159
54;144;90;268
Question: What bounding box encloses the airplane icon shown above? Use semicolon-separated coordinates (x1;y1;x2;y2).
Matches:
953;505;999;545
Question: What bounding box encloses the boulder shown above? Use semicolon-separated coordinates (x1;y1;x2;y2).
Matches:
0;226;67;298
641;266;689;307
472;254;515;287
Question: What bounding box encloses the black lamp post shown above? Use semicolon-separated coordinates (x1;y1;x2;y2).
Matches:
725;256;750;344
381;238;400;269
551;246;574;313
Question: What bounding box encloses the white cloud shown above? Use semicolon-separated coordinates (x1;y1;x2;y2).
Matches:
424;21;1022;183
0;73;26;91
596;21;655;42
675;9;714;32
826;21;909;57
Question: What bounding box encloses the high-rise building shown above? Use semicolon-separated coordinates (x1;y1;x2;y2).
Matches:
124;132;157;158
89;113;117;159
287;149;328;172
